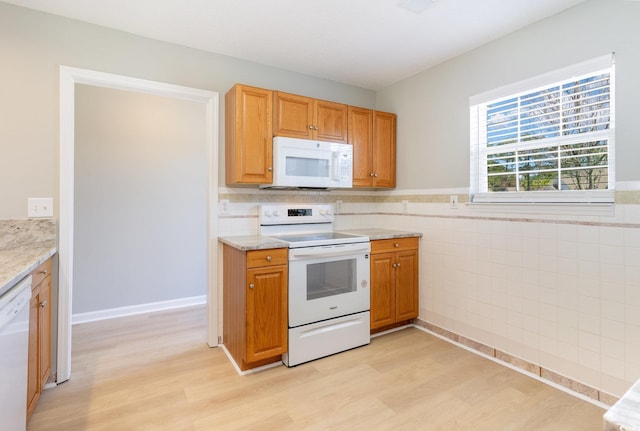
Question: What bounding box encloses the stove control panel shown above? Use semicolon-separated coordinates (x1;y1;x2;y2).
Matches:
260;204;334;226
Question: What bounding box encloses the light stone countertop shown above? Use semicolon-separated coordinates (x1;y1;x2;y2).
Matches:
336;228;422;241
0;244;57;297
0;219;57;297
604;379;640;431
218;235;289;251
219;229;421;251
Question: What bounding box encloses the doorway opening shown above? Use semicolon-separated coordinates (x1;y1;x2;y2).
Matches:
58;66;219;383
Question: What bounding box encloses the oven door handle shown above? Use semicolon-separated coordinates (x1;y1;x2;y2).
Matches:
289;246;369;259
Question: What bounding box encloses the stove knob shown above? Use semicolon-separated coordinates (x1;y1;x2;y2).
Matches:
263;210;271;217
319;209;326;215
325;208;332;215
272;210;280;217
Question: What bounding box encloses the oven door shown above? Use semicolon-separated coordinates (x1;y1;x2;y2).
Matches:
288;242;370;327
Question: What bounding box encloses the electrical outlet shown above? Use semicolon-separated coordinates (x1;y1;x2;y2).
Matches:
28;198;53;218
450;195;458;209
220;199;229;213
402;200;409;213
336;200;343;213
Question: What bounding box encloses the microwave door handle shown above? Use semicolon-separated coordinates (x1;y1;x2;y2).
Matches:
332;151;340;180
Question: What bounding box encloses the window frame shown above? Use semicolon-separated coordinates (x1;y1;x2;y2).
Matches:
469;54;615;204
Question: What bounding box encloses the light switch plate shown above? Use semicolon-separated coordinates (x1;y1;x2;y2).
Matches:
28;198;53;217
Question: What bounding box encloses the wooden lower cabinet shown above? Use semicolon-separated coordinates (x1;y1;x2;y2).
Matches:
27;258;52;420
223;245;288;370
370;237;419;331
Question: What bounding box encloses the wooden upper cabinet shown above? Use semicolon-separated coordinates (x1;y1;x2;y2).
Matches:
349;106;374;187
274;91;348;143
225;84;273;185
349;107;396;188
315;100;348;142
273;92;314;140
372;111;396;188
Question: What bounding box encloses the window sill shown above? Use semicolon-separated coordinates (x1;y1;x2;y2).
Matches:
466;201;616;217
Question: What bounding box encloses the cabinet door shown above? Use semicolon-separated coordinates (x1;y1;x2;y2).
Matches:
27;288;40;417
39;276;52;387
370;252;396;330
273;92;314;139
316;100;348;143
348;106;374;187
246;265;288;363
225;84;273;184
395;249;419;322
372;111;396;188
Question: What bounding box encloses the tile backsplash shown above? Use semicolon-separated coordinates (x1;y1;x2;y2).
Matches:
218;187;640;400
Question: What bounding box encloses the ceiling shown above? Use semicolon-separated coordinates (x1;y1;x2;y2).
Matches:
4;0;587;90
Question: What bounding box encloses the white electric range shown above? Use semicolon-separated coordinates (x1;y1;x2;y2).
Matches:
259;204;371;366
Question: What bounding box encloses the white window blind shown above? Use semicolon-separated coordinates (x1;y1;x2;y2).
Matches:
470;54;615;204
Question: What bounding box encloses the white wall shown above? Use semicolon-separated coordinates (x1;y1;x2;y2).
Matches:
74;84;207;313
377;0;640;190
0;1;376;220
369;0;640;399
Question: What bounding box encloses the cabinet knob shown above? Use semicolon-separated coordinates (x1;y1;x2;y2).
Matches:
370;173;375;177
249;283;255;289
266;255;272;262
40;300;47;308
396;263;401;268
394;243;399;247
40;269;48;275
374;173;378;177
308;125;314;130
268;167;273;172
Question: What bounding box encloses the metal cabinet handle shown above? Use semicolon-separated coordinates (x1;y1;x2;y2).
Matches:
266;255;272;262
40;300;47;308
249;283;255;289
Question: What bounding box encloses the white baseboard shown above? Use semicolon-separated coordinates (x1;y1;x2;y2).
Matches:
71;295;206;325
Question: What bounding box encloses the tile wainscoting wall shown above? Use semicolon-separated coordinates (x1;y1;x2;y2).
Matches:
218;187;640;405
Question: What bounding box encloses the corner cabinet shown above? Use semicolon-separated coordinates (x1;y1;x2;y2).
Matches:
27;258;52;420
223;245;288;370
273;91;348;143
349;108;396;188
370;237;419;331
225;84;273;185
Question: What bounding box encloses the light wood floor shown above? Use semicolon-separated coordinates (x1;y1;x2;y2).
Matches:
28;306;605;431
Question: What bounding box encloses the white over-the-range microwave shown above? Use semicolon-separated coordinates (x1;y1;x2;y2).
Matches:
261;136;353;189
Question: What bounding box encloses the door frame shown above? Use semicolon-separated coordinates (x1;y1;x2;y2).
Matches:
58;66;219;383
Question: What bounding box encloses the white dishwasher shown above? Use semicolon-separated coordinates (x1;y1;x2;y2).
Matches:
0;275;32;431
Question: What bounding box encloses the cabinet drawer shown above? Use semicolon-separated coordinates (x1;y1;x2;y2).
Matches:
371;237;419;254
31;259;52;288
247;248;288;268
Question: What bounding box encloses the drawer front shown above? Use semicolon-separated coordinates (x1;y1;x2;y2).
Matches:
31;258;52;288
371;237;419;254
247;248;288;268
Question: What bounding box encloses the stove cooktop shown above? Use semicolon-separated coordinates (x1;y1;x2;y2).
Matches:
268;231;369;248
